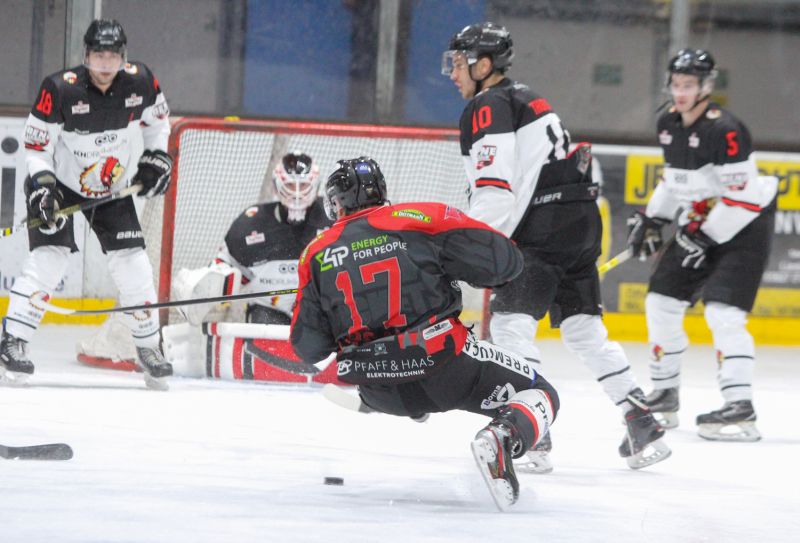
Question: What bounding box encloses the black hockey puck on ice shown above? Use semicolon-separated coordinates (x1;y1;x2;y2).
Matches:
324;477;344;486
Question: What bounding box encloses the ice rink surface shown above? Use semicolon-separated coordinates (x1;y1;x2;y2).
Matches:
1;325;798;543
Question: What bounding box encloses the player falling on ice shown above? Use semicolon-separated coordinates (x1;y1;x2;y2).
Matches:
291;156;560;511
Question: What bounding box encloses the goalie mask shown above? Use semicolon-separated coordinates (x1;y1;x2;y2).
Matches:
273;152;320;224
83;19;127;72
323;157;388;220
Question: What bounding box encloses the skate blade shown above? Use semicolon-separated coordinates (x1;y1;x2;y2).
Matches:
515;450;553;474
697;422;761;442
653;411;679;429
471;438;516;512
625;438;671;470
143;374;169;391
0;367;31;386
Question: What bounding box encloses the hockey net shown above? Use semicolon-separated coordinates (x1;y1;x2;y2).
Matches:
79;117;486;367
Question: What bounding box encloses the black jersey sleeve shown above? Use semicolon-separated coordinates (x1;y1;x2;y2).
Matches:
29;77;62;124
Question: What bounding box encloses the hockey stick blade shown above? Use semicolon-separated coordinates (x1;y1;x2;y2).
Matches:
597;249;633;275
322;384;375;414
0;442;73;461
29;287;298;316
1;184;141;239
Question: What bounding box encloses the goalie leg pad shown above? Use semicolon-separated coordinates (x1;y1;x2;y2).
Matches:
173;263;242;326
560;314;637;406
106;248;159;348
5;246;70;341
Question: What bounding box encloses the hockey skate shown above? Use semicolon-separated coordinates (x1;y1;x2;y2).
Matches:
619;389;671;469
515;430;553;474
471;422;520;511
645;387;680;429
696;400;761;442
0;330;35;385
135;346;173;391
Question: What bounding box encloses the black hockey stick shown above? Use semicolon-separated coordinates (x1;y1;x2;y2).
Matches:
1;184;142;239
243;340;319;375
30;288;298;316
0;442;73;460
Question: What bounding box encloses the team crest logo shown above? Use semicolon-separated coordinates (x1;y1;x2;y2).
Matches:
476;145;497;170
444;205;463;221
244;206;258;217
79;157;125;196
706;108;721;119
63;71;78;84
123;63;138;75
651;344;664;361
658;130;672;145
688;132;700;148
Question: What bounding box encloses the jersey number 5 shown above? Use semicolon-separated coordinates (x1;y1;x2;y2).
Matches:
335;256;408;335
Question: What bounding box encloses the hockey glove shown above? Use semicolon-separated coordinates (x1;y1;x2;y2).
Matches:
133;149;173;198
25;171;67;235
626;210;669;260
675;226;717;270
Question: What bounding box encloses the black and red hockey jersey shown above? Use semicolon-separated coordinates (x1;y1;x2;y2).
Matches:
647;104;778;243
23;62;170;198
459;78;573;237
290;202;523;364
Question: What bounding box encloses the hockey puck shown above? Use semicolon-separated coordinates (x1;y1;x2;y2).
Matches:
324;477;344;486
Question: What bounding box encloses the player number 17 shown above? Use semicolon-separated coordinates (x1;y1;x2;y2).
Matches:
334;256;408;335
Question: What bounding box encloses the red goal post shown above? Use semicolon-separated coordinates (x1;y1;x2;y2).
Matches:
141;117;480;325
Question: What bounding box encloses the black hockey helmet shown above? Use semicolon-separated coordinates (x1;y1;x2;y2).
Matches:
442;22;513;76
668;49;716;80
84;19;127;54
323;157;388;220
273;151;320;224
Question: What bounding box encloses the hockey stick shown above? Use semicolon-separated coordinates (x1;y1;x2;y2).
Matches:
0;442;73;461
597;249;633;275
29;287;299;316
1;184;142;239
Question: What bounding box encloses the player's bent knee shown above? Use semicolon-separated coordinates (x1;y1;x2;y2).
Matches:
560;314;608;353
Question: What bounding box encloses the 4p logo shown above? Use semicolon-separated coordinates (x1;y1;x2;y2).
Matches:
316;246;349;271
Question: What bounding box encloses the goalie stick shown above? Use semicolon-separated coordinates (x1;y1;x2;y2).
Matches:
30;288;298;316
0;442;73;461
1;184;142;239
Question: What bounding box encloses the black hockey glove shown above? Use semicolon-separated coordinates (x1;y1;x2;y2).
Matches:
133;149;173;198
25;171;67;235
626;210;669;260
675;226;717;270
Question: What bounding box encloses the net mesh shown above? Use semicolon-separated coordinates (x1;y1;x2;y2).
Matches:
141;120;469;315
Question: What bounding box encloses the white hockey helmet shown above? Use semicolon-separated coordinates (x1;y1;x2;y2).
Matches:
273;151;320;224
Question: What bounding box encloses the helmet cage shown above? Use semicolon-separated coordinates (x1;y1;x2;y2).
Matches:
273;152;320;224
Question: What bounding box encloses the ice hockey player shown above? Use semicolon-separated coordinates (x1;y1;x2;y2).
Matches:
0;19;173;390
173;151;331;326
291;156;560;511
442;22;669;470
626;49;777;441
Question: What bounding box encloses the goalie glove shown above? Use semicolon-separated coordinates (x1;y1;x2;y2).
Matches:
626;210;669;261
675;226;717;270
133;149;173;198
25;171;67;235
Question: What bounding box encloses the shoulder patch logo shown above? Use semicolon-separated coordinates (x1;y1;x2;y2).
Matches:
476;145;497;170
63;71;78;84
244;206;258;217
706;108;721;119
124;63;138;75
391;209;431;223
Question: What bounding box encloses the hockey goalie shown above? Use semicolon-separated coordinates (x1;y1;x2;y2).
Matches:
77;151;339;385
